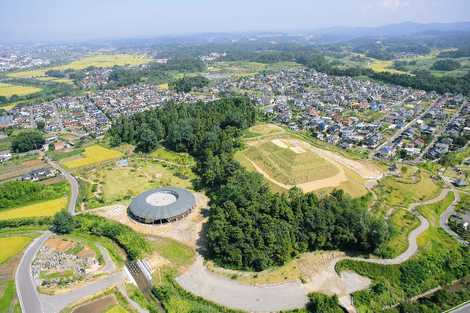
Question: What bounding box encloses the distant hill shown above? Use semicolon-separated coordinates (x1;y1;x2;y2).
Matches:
312;21;470;42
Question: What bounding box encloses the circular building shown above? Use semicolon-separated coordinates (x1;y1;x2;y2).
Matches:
128;187;196;224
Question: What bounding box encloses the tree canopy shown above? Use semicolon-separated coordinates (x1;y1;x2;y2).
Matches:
109;97;389;270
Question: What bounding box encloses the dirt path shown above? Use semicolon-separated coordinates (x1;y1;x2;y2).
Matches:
175;187;460;313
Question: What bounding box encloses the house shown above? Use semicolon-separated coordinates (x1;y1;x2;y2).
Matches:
20;167;58;181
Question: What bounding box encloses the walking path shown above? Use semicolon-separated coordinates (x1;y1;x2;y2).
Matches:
176;186;463;313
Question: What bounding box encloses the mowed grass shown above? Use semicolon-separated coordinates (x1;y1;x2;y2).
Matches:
82;157;193;207
0;236;31;264
7;54;151;83
0;83;42;98
0;197;67;221
151;237;195;270
61;145;123;169
240;140;339;185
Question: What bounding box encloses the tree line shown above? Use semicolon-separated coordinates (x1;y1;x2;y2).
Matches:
108;97;389;270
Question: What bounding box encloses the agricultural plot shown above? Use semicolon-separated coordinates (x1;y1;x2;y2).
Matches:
61;145;123;169
7;54;151;84
236;124;379;197
207;61;302;78
0;83;42;98
0;197;67;220
0;236;31;264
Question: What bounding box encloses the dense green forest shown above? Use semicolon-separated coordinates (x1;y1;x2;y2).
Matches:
0;180;68;209
107;57;207;88
431;59;461;71
109;97;389;270
170;75;209;92
10;129;45;153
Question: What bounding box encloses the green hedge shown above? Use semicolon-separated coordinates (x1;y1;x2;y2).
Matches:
75;214;152;260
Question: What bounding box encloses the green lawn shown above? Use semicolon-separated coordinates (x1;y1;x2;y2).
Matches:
152;237;195;271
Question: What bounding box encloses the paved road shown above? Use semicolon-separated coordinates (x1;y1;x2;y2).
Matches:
440;182;467;246
16;232;125;313
177;256;309;313
16;233;51;313
448;302;470;313
176;187;461;313
45;157;79;215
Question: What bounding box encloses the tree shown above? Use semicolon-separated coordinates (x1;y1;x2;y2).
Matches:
36;120;45;131
135;126;158;153
10;129;45;153
431;59;461;71
50;211;77;234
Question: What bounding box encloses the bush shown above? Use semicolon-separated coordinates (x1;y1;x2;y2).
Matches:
75;214;152;259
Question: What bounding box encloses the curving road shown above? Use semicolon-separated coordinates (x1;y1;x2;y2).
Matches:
16;232;125;313
45;157;79;216
176;187;464;313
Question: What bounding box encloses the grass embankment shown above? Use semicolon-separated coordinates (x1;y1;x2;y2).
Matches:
337;192;467;313
0;83;42;98
61;145;123;169
0;281;16;313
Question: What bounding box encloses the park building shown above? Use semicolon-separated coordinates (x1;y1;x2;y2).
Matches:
128;187;196;224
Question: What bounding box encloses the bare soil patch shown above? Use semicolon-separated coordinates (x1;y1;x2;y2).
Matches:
72;294;117;313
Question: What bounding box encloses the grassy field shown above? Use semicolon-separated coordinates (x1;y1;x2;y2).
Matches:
0;197;67;220
7;54;151;84
236;124;372;197
0;236;31;264
0;281;16;313
104;305;128;313
61;145;123;169
372;167;441;216
151;237;195;271
369;60;407;74
240;140;339;185
79;157;193;208
380;209;420;258
0;83;42;98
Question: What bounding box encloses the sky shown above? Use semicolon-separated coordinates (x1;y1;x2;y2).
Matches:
1;0;470;43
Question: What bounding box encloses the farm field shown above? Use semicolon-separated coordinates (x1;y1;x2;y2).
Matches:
236;124;380;197
0;156;47;182
0;196;67;220
0;236;31;264
7;54;151;84
61;145;123;169
0;83;42;98
78;157;194;208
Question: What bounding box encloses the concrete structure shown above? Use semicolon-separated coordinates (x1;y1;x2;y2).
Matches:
128;187;196;224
